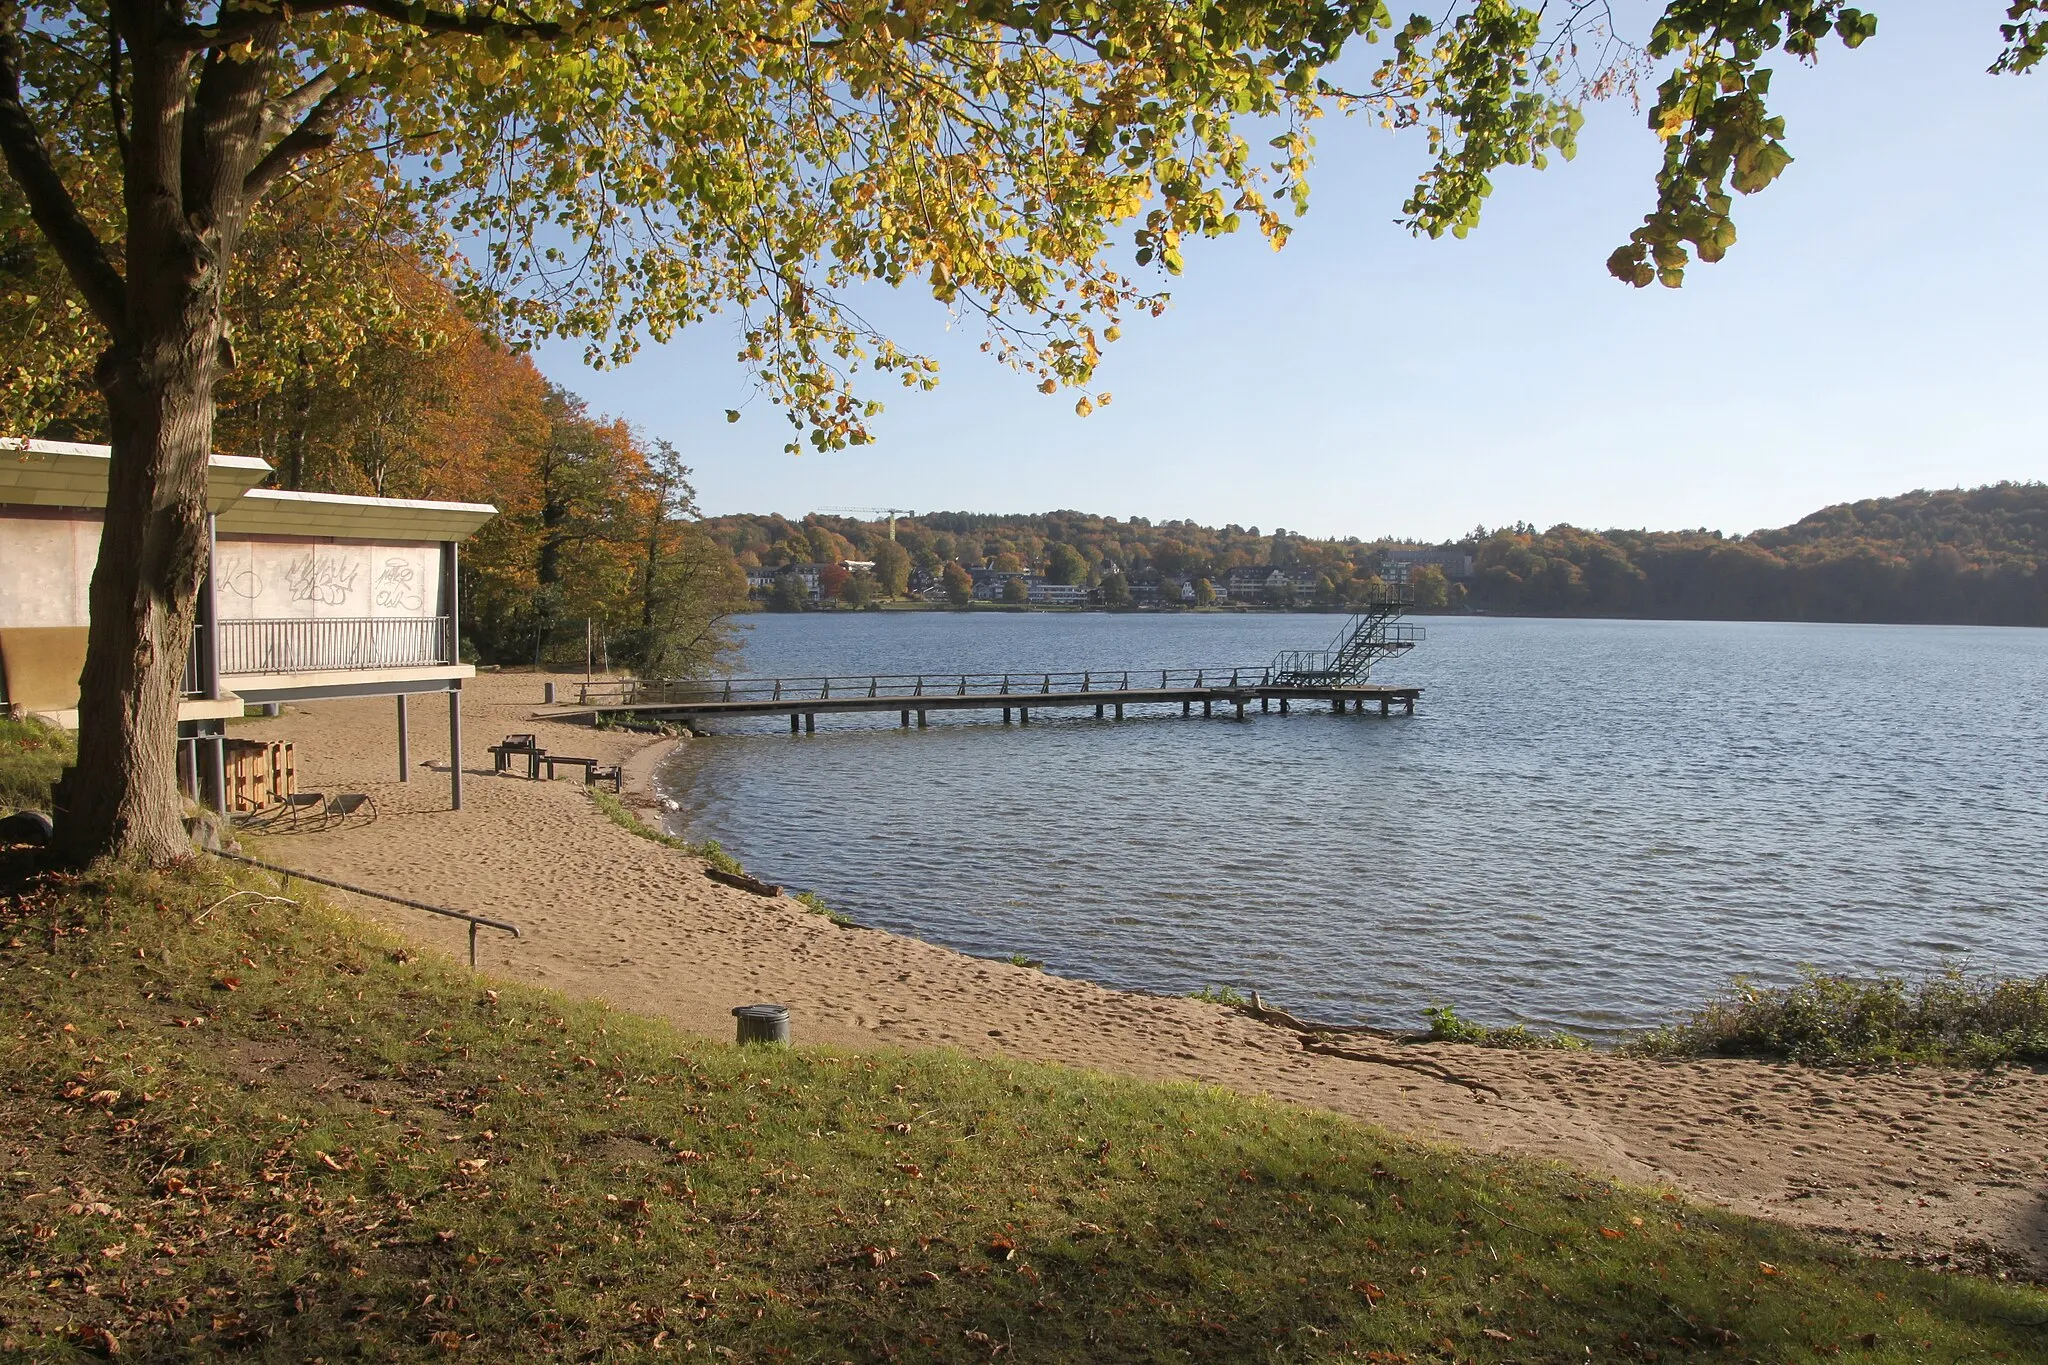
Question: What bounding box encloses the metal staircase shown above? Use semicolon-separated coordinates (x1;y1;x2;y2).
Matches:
1269;583;1425;686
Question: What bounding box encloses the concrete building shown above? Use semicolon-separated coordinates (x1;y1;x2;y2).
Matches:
1;438;495;810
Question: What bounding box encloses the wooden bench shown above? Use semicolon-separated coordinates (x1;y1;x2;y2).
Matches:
540;756;622;791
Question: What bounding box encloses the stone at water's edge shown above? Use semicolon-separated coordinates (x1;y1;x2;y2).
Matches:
183;809;239;853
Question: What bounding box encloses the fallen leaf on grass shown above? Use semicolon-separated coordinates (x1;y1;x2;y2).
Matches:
1599;1226;1626;1240
1482;1327;1514;1342
71;1323;118;1356
312;1151;350;1173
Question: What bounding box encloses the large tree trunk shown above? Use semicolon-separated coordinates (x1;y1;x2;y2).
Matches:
53;13;268;864
59;338;219;864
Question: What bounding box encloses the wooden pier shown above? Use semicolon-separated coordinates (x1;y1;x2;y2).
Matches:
568;669;1419;733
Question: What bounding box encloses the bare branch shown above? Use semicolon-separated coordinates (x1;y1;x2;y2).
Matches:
0;6;127;334
245;82;355;197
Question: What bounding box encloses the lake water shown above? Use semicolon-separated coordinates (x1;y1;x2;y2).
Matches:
654;613;2048;1038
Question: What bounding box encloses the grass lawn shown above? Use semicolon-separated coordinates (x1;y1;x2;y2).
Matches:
1;859;2042;1362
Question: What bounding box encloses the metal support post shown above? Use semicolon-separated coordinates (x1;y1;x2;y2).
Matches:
1002;708;1011;724
805;712;815;734
1095;704;1103;719
900;710;910;728
791;713;800;734
397;694;410;781
917;710;927;728
1114;703;1123;720
448;688;464;810
209;729;228;818
1019;708;1029;725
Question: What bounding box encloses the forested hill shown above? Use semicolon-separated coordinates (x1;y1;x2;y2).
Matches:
701;482;2048;626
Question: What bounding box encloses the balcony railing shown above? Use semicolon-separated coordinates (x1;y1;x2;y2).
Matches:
217;616;453;676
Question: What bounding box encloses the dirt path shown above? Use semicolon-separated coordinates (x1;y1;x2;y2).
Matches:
232;672;2048;1277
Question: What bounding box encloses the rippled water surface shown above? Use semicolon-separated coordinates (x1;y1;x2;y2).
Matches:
656;613;2048;1036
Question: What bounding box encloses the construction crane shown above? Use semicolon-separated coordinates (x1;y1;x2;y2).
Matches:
818;506;916;540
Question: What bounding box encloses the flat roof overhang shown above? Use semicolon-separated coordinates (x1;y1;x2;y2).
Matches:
215;488;496;542
221;664;474;703
0;438;270;514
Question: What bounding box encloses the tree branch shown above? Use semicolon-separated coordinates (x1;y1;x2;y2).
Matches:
0;8;127;334
245;81;355;197
196;0;678;48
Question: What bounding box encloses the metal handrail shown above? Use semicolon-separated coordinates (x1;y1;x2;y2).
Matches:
217;616;452;676
209;850;519;968
577;666;1275;707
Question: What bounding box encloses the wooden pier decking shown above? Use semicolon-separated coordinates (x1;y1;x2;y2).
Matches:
566;669;1419;733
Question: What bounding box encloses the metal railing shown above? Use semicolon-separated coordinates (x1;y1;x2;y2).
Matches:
209;850;519;969
182;622;207;698
217;616;452;676
578;666;1278;707
1271;624;1427;684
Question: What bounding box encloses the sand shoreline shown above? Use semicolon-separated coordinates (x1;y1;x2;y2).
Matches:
233;672;2048;1278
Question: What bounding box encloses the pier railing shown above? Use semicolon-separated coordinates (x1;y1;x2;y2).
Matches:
577;666;1279;708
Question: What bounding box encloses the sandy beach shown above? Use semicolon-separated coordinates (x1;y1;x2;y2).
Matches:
233;672;2047;1277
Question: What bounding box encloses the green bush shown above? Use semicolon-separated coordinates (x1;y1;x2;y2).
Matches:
0;714;72;811
1423;1004;1590;1051
1187;985;1249;1007
1630;966;2048;1068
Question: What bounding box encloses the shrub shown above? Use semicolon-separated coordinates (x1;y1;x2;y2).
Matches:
1187;986;1249;1007
1423;1005;1589;1051
1630;966;2048;1068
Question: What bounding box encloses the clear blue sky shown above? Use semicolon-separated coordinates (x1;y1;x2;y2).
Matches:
533;7;2048;544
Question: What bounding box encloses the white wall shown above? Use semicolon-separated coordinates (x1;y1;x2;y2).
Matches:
0;512;100;628
212;539;443;621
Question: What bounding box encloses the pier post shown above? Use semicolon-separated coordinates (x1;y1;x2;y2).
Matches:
1235;700;1244;721
1332;699;1343;714
1404;697;1414;715
1020;707;1030;725
1280;698;1289;715
900;710;910;728
1114;703;1123;720
1381;698;1391;717
1182;700;1190;716
791;713;800;734
917;710;928;728
1202;699;1212;718
805;713;815;734
1095;703;1104;720
1261;697;1269;713
1003;707;1012;724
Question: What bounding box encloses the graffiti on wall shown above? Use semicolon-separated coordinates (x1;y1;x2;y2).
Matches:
211;542;438;620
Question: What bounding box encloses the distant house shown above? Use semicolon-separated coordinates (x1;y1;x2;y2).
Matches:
1027;583;1090;605
745;560;872;602
1224;565;1319;600
1;438;495;811
1381;548;1474;581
